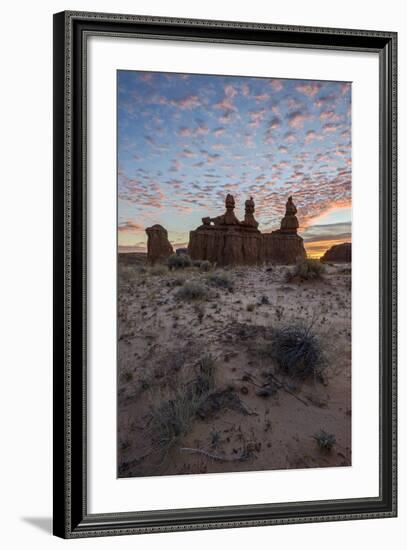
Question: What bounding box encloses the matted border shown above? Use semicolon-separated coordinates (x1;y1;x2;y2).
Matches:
53;11;397;538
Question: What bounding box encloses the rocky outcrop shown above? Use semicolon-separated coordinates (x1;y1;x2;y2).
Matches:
321;242;351;263
263;233;306;265
279;196;299;234
189;195;262;266
262;196;306;264
189;225;263;266
188;194;307;266
145;224;173;264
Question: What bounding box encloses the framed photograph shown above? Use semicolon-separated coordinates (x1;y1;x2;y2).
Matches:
53;11;397;538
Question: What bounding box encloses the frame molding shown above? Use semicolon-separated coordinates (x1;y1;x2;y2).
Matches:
53;10;397;538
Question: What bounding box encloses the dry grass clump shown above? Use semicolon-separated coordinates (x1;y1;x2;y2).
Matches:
148;354;216;456
267;324;325;380
174;281;209;301
287;259;325;282
207;271;234;291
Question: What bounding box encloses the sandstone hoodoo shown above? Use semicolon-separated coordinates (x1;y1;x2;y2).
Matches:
188;194;306;266
262;196;306;265
321;242;351;263
188;194;263;266
145;224;174;264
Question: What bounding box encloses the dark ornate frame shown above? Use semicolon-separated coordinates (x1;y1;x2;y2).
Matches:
53;10;397;538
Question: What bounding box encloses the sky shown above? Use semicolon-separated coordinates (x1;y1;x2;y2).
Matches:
118;70;351;258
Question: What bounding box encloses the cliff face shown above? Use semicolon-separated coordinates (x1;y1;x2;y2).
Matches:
321;242;351;263
145;224;174;264
189;227;306;266
189;226;263;266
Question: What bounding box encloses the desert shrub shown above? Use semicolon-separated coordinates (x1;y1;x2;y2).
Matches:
149;264;168;276
194;353;216;395
207;271;234;291
148;391;200;452
199;260;212;272
148;354;216;455
313;430;336;451
168;253;192;270
269;324;325;379
174;281;209;301
291;259;325;281
246;303;256;312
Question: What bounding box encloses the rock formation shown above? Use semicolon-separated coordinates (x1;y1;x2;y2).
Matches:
189;195;262;266
279;196;299;234
262;196;306;264
243;196;259;228
145;224;174;264
321;242;351;263
188;194;306;266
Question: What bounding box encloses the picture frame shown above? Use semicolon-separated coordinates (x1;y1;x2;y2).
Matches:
53;10;397;538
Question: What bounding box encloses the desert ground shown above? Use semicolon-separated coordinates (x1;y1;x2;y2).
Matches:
117;253;351;478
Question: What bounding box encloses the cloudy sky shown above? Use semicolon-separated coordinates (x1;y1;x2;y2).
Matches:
118;70;351;258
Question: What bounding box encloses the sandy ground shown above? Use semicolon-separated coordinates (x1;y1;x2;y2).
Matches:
117;253;351;478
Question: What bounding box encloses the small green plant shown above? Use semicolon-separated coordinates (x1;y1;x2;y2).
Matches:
167;253;192;270
290;259;325;281
174;281;209;301
313;430;336;451
207;271;234;291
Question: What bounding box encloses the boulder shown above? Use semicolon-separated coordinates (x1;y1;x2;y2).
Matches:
145;224;173;264
321;242;351;263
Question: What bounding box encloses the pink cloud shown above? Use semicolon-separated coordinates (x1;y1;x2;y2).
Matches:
320;111;342;122
287;110;312;128
295;83;321;97
118;220;144;233
213;126;225;136
249;108;267;127
178;126;192;136
268;116;281;130
270;79;284;92
283;131;297;143
196;123;209;135
173;94;202;109
255;92;270;102
214;98;235;111
305;130;318;143
224;84;237;98
181;148;196;158
323;122;341;133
